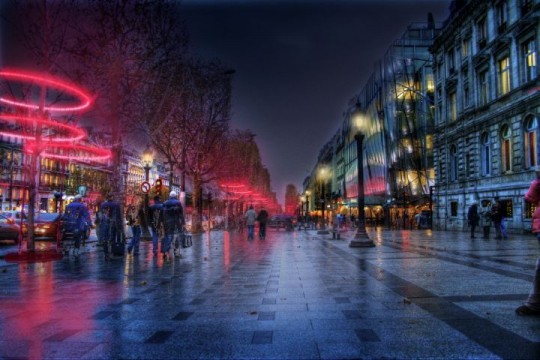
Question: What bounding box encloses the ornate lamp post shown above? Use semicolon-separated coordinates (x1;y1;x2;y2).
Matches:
141;145;153;240
349;106;375;247
317;167;330;234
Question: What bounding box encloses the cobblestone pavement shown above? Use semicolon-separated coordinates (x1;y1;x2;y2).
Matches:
1;227;539;359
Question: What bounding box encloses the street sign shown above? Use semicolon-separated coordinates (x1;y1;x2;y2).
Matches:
141;181;151;193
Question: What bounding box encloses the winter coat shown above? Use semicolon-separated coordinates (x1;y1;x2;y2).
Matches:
479;205;492;227
162;198;184;235
245;209;257;226
257;209;269;224
149;201;163;231
525;178;540;233
467;204;480;227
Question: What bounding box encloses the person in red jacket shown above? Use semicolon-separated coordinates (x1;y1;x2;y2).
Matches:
516;170;540;316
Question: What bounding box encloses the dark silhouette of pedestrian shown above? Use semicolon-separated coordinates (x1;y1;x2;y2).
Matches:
161;191;184;260
479;200;492;239
98;194;124;261
491;198;504;239
467;203;480;239
62;194;91;258
516;170;540;316
245;205;256;240
257;207;269;239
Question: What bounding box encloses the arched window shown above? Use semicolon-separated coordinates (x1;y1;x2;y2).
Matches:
524;116;538;168
480;132;491;176
449;144;458;181
501;124;512;172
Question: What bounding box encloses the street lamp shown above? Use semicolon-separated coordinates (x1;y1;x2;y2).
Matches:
317;167;330;234
141;145;153;240
349;105;375;247
305;190;311;221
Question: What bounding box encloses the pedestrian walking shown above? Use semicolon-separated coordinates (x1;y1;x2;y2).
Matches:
467;202;480;239
161;191;184;260
126;200;144;256
257;207;269;239
98;194;124;261
61;194;91;258
148;195;163;256
491;198;504;239
245;205;256;240
516;170;540;316
479;200;492;239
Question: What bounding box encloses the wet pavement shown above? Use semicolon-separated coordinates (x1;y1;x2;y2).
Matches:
1;227;540;359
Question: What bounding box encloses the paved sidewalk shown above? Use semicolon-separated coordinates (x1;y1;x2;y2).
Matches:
0;228;539;359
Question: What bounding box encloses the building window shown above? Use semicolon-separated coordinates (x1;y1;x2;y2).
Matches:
499;199;513;218
463;85;470;107
450;201;458;217
466;152;473;177
462;38;470;59
449;144;458;181
501;124;512;172
477;17;487;49
498;56;511;96
524;116;538;168
478;69;489;105
447;49;455;75
448;92;457;121
496;1;508;34
521;0;533;15
522;38;537;83
480;132;491;176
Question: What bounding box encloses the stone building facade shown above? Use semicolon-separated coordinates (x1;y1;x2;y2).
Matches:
431;0;540;233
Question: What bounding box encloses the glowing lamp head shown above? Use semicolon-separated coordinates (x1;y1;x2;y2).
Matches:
300;195;306;202
352;101;367;134
142;145;153;166
305;190;311;196
318;166;330;181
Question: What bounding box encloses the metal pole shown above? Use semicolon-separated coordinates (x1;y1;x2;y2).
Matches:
350;132;375;247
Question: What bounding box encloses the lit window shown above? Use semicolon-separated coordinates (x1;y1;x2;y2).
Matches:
498;56;511;96
524;116;538;168
462;38;470;58
480;132;491;176
523;38;537;83
501;125;512;172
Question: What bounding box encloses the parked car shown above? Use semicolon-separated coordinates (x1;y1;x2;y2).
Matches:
268;214;294;231
0;213;20;244
33;212;63;241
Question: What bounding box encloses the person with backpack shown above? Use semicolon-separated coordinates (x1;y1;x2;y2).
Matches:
62;195;91;258
98;193;124;261
148;195;164;257
126;200;144;256
161;191;184;260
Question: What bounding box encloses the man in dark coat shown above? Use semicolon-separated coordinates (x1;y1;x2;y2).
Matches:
62;194;91;258
161;191;184;260
467;202;480;239
257;208;269;239
98;194;124;261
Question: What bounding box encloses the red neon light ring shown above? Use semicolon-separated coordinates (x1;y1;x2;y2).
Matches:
0;114;86;142
26;142;111;162
0;70;92;112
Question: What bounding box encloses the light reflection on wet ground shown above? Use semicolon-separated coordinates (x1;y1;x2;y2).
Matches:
1;228;539;359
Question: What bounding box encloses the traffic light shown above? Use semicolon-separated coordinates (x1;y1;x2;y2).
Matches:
155;179;162;197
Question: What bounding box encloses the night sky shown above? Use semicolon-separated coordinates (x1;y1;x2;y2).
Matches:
181;0;451;205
